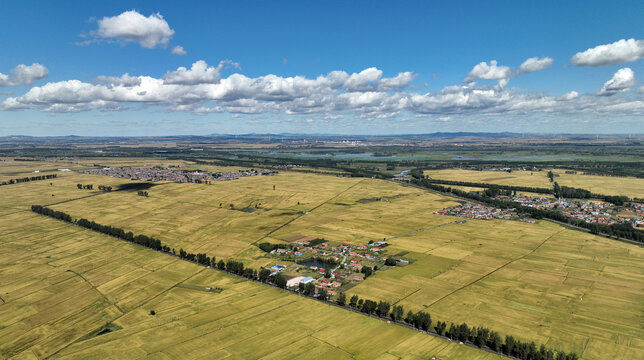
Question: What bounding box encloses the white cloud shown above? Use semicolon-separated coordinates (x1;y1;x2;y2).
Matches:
171;45;186;55
519;57;554;73
0;63;48;87
95;73;141;87
598;68;635;95
343;67;383;91
465;57;553;88
464;60;512;83
89;10;175;49
558;91;579;100
638;86;644;94
164;60;240;85
379;72;417;90
571;39;644;66
2;61;643;120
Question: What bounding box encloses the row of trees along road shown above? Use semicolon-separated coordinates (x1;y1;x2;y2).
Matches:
1;174;57;186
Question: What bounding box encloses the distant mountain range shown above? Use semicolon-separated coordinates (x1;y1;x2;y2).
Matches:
1;132;641;143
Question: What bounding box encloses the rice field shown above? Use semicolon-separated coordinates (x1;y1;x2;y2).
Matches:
423;169;553;188
0;212;499;360
552;171;644;198
2;160;642;359
346;220;644;360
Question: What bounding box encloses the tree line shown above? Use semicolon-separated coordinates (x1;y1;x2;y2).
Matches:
334;293;578;360
31;204;579;360
419;178;631;207
76;184;113;191
31;205;72;222
553;183;629;206
411;178;643;243
32;205;169;252
419;177;554;195
1;174;57;186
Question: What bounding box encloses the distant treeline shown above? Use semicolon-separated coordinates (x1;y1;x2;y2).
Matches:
1;174;57;186
554;183;629;206
410;179;644;243
30;204;578;359
420;178;554;195
412;170;632;206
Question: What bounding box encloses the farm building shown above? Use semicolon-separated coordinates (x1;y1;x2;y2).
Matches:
286;276;305;288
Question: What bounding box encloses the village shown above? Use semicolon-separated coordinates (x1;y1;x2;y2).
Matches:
436;192;643;228
260;237;405;297
82;166;277;183
502;193;644;227
435;203;534;222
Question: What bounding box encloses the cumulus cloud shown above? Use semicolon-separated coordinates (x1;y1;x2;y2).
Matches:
519;57;554;73
171;45;186;55
164;60;240;85
558;91;579;100
465;57;553;88
638;86;644;94
83;10;175;49
571;39;644;66
0;63;48;87
95;73;141;87
464;60;512;83
598;68;635;96
379;72;417;90
2;61;643;120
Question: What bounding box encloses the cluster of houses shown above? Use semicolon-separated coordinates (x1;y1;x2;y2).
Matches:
265;237;397;295
625;203;644;228
437;193;643;228
436;203;517;220
82;167;276;183
506;194;566;209
505;194;643;227
559;200;643;226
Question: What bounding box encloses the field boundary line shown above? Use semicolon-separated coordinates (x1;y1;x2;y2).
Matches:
251;178;367;244
392;288;421;306
66;269;125;314
421;228;565;311
145;299;300;358
43;191;113;207
386;220;462;241
44;266;205;360
308;333;356;358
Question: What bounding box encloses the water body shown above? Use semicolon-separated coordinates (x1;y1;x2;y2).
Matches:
293;152;394;159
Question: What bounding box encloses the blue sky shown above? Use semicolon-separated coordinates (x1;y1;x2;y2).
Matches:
1;0;643;136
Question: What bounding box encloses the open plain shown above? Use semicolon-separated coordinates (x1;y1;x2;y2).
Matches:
1;159;642;359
